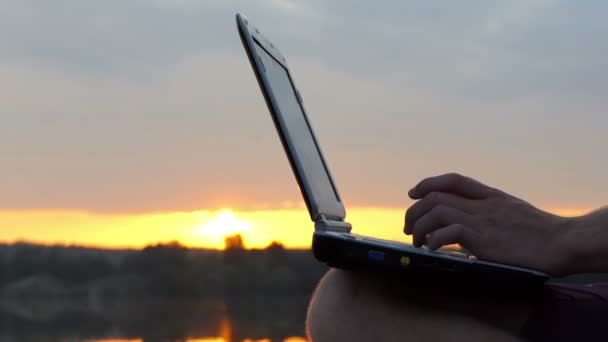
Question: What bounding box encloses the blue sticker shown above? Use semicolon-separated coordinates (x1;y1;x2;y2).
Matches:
367;250;385;261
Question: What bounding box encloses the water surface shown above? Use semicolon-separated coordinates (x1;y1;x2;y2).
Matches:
0;296;310;342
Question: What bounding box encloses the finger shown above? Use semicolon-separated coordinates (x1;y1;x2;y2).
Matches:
404;192;479;235
408;173;496;200
426;224;476;251
411;206;475;247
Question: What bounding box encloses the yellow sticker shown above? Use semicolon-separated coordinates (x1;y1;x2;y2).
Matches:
400;256;410;267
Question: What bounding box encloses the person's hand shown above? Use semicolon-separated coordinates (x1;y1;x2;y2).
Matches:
404;173;573;276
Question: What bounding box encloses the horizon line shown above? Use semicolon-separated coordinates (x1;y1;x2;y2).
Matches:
0;238;312;251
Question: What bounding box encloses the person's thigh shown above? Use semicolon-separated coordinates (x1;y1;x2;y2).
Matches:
306;269;532;342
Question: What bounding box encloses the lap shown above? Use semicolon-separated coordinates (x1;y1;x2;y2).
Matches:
306;269;529;342
307;269;608;342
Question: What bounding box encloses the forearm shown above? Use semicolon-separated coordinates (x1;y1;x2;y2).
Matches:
561;207;608;275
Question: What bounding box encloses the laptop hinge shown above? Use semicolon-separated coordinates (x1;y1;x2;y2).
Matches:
315;216;352;233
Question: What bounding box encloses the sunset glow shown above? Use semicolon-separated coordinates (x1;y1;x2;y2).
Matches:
0;206;591;250
197;210;253;242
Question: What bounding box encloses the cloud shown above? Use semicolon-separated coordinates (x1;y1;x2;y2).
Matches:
1;0;607;213
311;0;608;101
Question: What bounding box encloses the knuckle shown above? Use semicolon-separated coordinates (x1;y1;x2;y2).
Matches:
484;197;505;213
483;215;499;227
431;204;448;216
452;224;466;239
427;191;442;204
446;172;463;183
412;219;430;237
486;187;503;197
406;201;421;218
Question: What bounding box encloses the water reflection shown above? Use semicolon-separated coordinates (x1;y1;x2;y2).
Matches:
0;296;310;342
85;339;307;342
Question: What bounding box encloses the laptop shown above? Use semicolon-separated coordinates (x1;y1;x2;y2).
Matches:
236;13;549;290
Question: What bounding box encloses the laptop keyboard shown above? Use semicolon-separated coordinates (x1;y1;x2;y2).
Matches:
332;232;472;259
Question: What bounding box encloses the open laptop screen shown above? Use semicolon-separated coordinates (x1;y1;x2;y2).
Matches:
253;41;340;207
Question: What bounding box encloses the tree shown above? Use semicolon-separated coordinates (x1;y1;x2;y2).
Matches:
224;234;245;250
223;234;246;266
120;242;199;296
265;241;287;268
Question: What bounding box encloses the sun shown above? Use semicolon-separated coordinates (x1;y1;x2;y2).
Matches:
196;210;253;239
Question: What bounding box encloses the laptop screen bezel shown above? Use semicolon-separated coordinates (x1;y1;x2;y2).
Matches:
236;13;346;221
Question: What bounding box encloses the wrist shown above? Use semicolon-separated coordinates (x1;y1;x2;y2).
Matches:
555;214;601;276
543;215;578;276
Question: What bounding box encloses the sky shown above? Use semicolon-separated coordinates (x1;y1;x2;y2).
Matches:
1;0;607;248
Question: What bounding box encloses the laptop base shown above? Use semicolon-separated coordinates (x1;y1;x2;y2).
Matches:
312;231;548;298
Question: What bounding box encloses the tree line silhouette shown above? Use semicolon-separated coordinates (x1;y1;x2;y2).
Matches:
0;235;327;298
